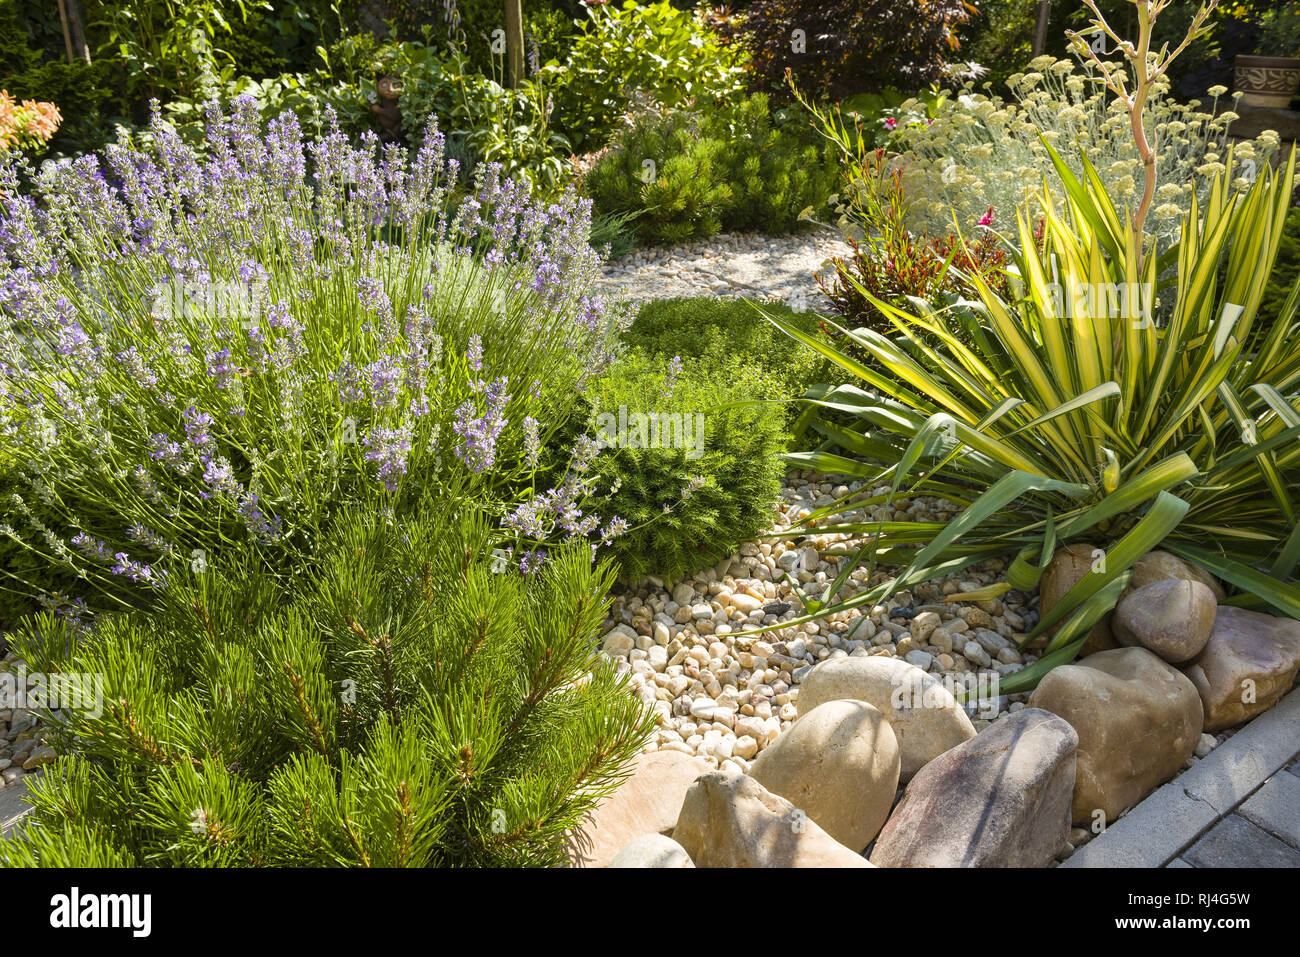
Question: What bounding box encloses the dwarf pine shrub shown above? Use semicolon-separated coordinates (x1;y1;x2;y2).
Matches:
584;350;785;583
584;95;837;245
0;503;653;867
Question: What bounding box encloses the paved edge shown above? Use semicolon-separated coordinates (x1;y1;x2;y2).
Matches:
1062;684;1300;868
0;779;32;837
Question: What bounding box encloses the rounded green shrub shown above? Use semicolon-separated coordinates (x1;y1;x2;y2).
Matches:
584;94;837;245
586;349;785;583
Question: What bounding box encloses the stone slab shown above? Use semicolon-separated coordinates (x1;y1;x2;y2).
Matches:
0;781;32;836
1237;771;1300;848
1181;814;1300;868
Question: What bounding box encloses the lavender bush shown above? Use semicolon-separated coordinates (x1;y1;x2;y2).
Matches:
0;97;627;615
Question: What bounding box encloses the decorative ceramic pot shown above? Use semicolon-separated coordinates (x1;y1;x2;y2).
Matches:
1234;54;1300;109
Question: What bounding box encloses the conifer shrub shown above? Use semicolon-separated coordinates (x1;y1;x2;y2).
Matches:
584;94;837;245
0;503;653;867
584;350;785;583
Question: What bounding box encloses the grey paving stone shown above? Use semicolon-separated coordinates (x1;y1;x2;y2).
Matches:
1167;857;1194;868
1061;780;1219;868
1238;772;1300;848
1178;688;1300;813
1181;814;1300;868
0;780;31;836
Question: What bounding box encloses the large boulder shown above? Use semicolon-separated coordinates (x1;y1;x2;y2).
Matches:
749;699;900;851
869;708;1077;868
1183;605;1300;731
795;656;975;781
1129;550;1225;600
1029;647;1202;826
1041;544;1118;654
609;834;694;868
569;750;710;867
672;771;873;868
1112;579;1217;663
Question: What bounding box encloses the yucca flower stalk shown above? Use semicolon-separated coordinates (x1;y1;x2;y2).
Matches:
759;145;1300;692
1066;0;1220;249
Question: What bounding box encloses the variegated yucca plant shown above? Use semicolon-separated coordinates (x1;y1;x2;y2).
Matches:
760;143;1300;693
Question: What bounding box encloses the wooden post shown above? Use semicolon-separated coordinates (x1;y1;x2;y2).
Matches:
1032;0;1051;57
505;0;525;88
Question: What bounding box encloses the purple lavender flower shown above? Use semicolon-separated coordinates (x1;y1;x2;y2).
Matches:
238;493;283;543
600;516;629;545
200;455;241;498
71;532;111;562
126;523;175;555
206;348;238;389
363;424;413;492
182;407;215;448
149;433;192;474
110;551;167;588
518;549;547;575
452;377;510;473
662;355;683;399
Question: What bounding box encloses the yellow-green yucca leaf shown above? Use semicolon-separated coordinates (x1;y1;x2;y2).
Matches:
759;143;1300;684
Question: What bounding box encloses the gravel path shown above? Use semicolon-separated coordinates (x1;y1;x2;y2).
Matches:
595;230;851;311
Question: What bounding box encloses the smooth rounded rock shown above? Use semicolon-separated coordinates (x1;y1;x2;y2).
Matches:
672;772;873;868
1183;605;1300;731
795;656;975;781
869;708;1077;868
609;833;694;868
569;750;710;867
749;699;899;852
1029;647;1202;826
1129;550;1225;600
1041;544;1117;654
1113;579;1217;663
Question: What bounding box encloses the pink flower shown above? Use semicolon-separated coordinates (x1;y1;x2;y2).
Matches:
977;206;995;227
883;117;899;131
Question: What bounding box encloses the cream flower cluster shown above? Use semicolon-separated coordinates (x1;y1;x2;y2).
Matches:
889;56;1279;245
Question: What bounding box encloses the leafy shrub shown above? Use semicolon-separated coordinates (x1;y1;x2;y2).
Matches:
1256;1;1300;58
817;160;1012;331
546;0;749;154
622;296;840;406
585;349;785;583
890;56;1280;242
584;94;837;244
392;43;572;192
738;0;974;100
0;100;624;615
0;503;652;867
0;0;121;157
0;91;58;152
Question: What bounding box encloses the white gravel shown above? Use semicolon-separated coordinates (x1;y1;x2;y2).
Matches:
595;230;851;310
599;471;1047;775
